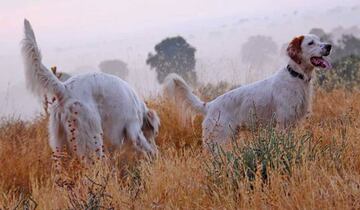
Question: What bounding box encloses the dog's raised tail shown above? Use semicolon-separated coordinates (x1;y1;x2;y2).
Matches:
163;73;207;114
21;19;65;99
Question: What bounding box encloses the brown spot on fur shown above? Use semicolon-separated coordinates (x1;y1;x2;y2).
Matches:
287;36;304;64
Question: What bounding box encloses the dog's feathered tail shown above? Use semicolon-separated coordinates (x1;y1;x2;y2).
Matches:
164;73;207;114
21;19;65;99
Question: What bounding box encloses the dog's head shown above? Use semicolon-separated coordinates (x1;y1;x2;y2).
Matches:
287;34;332;70
142;109;160;145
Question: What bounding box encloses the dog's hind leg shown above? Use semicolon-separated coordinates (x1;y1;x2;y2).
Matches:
65;102;105;162
203;112;233;144
49;112;68;170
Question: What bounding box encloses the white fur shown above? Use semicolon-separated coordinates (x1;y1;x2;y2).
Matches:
22;20;65;99
21;19;159;160
164;34;331;146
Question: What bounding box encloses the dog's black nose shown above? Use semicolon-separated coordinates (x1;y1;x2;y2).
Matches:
324;44;332;52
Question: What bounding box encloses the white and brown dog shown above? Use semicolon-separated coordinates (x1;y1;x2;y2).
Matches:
164;34;332;145
22;19;159;160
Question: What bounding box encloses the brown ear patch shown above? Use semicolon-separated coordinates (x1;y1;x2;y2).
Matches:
287;36;304;64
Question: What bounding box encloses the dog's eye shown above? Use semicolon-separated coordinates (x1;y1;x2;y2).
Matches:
308;41;314;46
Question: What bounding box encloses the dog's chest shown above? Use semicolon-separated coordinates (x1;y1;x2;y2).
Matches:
283;82;312;117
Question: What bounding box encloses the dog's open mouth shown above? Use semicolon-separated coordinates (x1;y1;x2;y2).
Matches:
310;56;332;69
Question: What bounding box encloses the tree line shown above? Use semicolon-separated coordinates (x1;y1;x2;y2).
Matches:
61;25;360;91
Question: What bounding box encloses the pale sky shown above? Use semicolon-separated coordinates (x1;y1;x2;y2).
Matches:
1;0;359;39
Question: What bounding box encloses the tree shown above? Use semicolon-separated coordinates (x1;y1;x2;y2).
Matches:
330;26;360;41
309;28;333;42
333;35;360;61
241;35;278;70
309;28;327;37
98;59;129;80
146;36;197;85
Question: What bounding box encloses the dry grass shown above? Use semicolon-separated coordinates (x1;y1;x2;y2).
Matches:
1;90;360;209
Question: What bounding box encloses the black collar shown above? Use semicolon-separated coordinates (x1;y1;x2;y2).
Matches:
287;65;305;81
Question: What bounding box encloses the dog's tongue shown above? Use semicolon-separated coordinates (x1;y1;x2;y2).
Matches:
311;57;332;70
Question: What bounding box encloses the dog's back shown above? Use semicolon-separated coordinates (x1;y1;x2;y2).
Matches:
64;72;144;121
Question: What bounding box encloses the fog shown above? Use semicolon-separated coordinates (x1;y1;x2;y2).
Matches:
0;0;359;119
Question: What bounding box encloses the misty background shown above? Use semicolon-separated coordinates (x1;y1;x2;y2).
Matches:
0;0;359;119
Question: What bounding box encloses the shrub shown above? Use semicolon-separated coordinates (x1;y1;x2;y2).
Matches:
205;123;347;195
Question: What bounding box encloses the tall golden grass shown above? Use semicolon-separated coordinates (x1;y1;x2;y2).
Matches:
1;89;360;209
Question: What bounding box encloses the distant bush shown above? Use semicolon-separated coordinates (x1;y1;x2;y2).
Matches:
99;59;129;80
241;35;278;70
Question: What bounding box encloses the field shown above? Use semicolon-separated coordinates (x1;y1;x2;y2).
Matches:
1;89;360;209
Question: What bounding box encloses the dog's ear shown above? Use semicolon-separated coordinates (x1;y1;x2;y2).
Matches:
145;109;160;133
287;36;304;64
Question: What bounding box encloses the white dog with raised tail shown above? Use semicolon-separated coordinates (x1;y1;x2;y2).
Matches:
164;34;332;146
21;19;159;160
